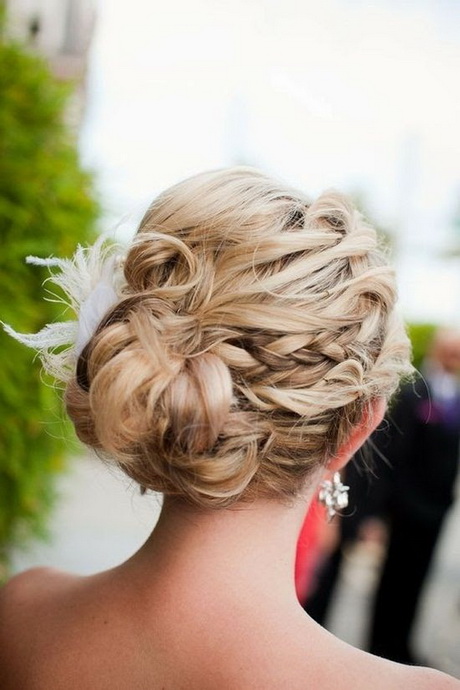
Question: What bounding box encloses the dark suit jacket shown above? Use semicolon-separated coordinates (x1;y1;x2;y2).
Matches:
370;378;460;524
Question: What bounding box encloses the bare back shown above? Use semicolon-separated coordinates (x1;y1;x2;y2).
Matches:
1;567;458;690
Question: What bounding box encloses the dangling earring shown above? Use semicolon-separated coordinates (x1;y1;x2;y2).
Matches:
318;472;349;521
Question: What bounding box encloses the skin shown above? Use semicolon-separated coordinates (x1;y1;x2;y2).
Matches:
428;330;460;375
1;400;459;690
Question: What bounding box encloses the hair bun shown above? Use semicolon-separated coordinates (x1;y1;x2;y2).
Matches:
65;167;411;508
164;352;233;454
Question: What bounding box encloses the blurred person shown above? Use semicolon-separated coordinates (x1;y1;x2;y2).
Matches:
368;328;460;664
1;168;458;689
294;498;331;604
302;456;387;624
304;328;460;668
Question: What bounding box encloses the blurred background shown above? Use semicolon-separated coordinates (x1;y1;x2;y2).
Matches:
1;0;459;679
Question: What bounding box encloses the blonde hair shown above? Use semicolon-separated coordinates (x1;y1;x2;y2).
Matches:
66;167;411;508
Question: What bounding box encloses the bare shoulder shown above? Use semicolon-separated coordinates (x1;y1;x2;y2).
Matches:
0;567;82;688
370;655;460;690
0;566;78;615
0;565;84;638
329;636;460;690
404;666;460;690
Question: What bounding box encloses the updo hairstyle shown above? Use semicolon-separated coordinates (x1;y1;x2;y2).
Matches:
66;168;411;508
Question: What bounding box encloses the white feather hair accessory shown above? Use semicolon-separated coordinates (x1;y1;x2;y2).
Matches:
2;235;127;382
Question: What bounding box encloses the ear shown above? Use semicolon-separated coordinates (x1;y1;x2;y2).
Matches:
328;398;386;473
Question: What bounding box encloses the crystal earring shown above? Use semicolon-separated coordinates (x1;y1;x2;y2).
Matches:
318;471;349;521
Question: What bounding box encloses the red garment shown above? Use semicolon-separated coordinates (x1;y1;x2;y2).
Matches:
295;499;326;604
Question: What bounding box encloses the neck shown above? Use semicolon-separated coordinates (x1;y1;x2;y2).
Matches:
124;473;322;609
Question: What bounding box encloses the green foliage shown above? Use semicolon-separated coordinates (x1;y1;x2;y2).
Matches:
0;36;98;574
407;323;437;372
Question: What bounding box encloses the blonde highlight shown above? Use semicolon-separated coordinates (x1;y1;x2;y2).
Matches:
65;167;411;508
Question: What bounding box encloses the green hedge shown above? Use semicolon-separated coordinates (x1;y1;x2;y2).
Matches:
0;33;98;575
406;323;437;372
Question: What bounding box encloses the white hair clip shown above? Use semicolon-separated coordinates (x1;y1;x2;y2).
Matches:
2;236;126;382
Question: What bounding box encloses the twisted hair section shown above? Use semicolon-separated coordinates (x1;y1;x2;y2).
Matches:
66;167;411;508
